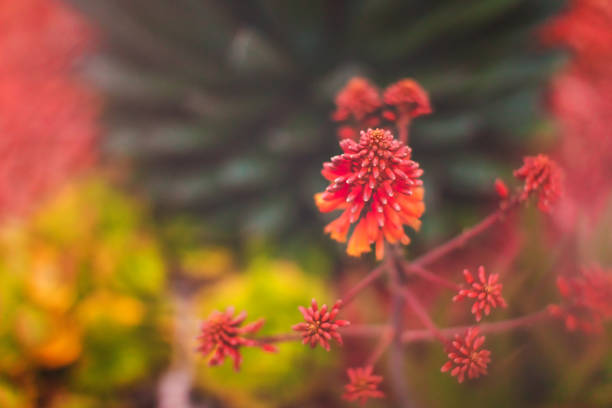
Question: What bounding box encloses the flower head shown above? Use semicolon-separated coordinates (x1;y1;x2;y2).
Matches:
197;307;275;371
550;265;612;332
315;128;425;259
292;298;349;351
332;77;382;123
453;266;507;322
441;327;491;383
513;154;562;212
342;366;385;405
383;78;432;119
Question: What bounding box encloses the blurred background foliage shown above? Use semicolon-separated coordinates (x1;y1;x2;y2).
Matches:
2;0;612;407
71;0;563;255
0;180;170;407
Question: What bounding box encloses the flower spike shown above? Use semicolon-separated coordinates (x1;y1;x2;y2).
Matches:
315;128;425;259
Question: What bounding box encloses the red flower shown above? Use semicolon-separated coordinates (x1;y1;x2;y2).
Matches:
540;0;612;64
197;307;275;371
292;299;349;351
383;78;432;119
453;266;507;322
315;128;425;259
0;0;99;219
342;366;385;405
332;77;382;123
513;154;562;212
550;265;612;332
441;327;491;383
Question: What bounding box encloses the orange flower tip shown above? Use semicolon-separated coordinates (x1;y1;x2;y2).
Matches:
513;154;562;212
383;78;432;119
197;308;267;370
494;178;509;199
316;128;425;257
333;77;382;123
454;266;506;322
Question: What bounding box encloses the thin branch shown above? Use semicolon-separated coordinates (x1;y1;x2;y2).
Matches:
398;286;447;344
401;309;550;343
411;200;519;268
387;251;416;407
341;263;387;306
258;333;301;344
339;309;551;343
404;263;460;290
365;327;395;367
397;115;411;145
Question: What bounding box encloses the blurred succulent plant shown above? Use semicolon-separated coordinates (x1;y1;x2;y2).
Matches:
72;0;562;248
193;257;340;407
0;179;170;407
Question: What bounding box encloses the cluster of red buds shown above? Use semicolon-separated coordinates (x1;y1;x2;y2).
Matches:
196;74;610;406
332;77;432;143
548;265;612;332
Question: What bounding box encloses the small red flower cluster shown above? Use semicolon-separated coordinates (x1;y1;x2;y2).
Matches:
332;77;431;140
197;307;276;371
342;366;385;406
549;265;612;332
453;266;507;322
514;154;562;212
382;78;433;121
292;299;350;351
315;128;425;259
441;327;491;383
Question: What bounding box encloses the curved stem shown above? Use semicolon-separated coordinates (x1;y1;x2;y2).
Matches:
411;200;519;268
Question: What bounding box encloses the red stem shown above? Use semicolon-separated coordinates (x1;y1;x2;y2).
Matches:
341;263;387;306
398;286;447;344
397;114;411;145
411;200;518;268
262;309;550;344
401;309;549;343
404;263;460;290
365;327;395;367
